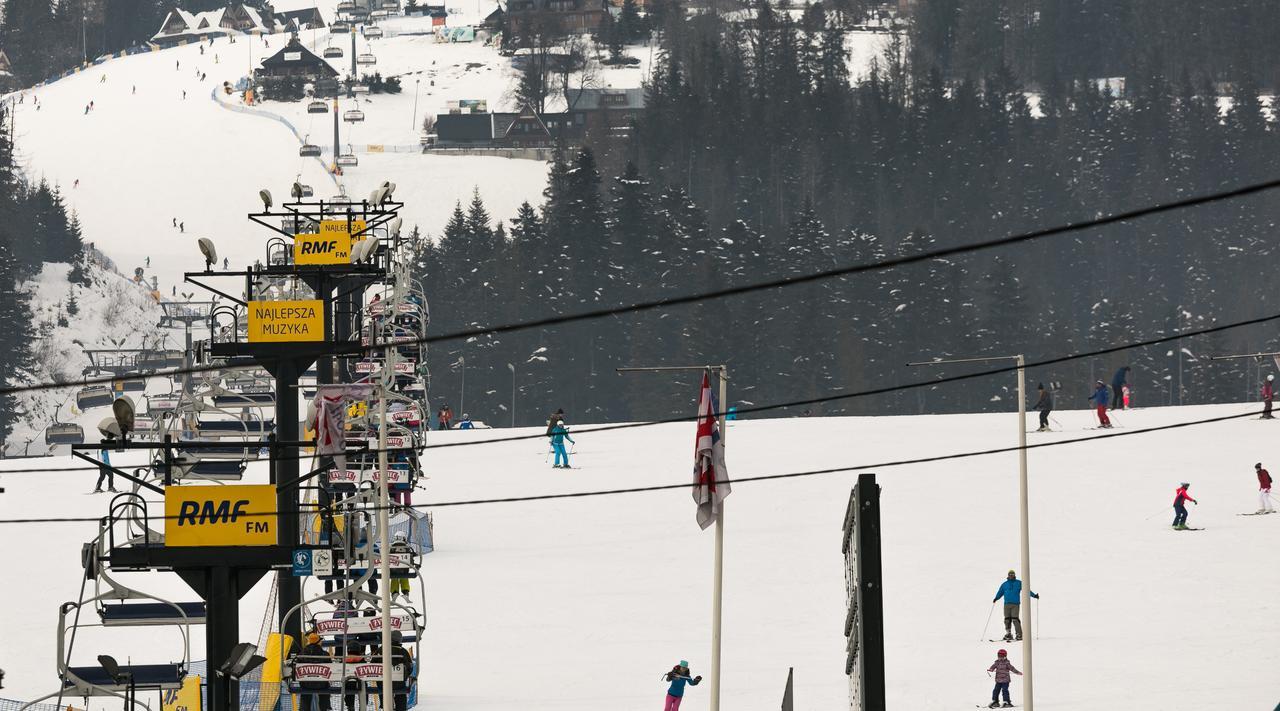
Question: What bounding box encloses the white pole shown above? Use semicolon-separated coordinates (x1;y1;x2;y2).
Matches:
710;366;727;711
1017;355;1033;710
378;334;394;711
459;356;465;417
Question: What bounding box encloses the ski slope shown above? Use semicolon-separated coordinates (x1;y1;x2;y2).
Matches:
8;13;550;293
2;403;1277;709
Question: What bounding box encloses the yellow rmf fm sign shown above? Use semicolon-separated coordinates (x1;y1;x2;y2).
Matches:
294;219;368;265
164;484;276;547
247;299;324;343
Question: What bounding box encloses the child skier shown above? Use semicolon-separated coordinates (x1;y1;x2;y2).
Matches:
1256;463;1274;513
1172;482;1197;530
1088;381;1111;428
550;418;575;468
986;649;1022;708
1122;383;1131;409
661;661;701;711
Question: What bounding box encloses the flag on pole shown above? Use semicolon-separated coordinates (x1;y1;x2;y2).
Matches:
693;371;730;530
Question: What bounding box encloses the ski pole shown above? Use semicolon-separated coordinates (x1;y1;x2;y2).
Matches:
981;602;996;641
1144;504;1172;521
1035;598;1040;640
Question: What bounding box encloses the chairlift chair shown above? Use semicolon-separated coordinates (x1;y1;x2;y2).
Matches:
336;0;356;11
299;143;322;157
76;385;114;410
331;21;352;33
45;422;85;445
382;0;400;9
323;46;344;59
351;83;371;95
356;53;377;65
363;26;384;39
307;100;329;114
343;109;365;123
336;154;359;167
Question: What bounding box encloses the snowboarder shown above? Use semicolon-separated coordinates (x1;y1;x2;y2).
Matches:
458;414;474;430
1111;366;1130;409
1262;375;1274;419
1032;382;1052;431
1256;463;1274;513
661;661;701;711
1088;381;1111;428
992;570;1038;642
549;418;574;468
1172;482;1197;530
986;649;1022;708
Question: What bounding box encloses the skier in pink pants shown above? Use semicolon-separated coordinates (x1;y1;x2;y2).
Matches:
662;661;701;710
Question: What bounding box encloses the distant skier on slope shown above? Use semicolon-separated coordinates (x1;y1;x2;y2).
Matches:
1255;463;1274;514
1033;382;1052;432
1111;366;1130;409
1088;381;1112;428
992;570;1038;641
1262;375;1274;419
458;413;474;430
1172;482;1198;530
661;661;701;711
986;649;1022;708
549;418;575;468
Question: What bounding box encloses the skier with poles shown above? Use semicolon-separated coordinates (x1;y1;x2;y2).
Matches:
1032;382;1052;432
1172;482;1198;530
549;418;575;468
661;661;701;711
986;649;1022;708
992;570;1038;642
1262;375;1274;419
1255;463;1274;514
1088;380;1112;428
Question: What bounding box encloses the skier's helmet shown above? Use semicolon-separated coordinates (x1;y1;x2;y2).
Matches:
1180;482;1190;488
1007;570;1016;578
997;649;1007;657
1270;374;1275;381
1096;380;1104;385
394;530;408;542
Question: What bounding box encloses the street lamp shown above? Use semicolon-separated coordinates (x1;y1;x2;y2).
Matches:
908;354;1035;711
506;363;515;427
456;356;465;416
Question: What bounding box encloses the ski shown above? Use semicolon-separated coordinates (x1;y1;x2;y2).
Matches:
1237;511;1276;516
1171;527;1205;531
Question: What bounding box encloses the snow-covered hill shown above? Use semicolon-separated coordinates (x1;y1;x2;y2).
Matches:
2;403;1276;709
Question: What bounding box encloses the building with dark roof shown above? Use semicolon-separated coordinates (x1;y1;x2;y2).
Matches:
258;34;338;78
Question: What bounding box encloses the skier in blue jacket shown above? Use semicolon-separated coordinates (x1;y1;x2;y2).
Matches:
661;661;701;711
1088;381;1112;428
992;570;1039;642
549;418;575;468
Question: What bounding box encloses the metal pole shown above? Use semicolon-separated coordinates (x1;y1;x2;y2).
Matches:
378;337;394;711
508;363;516;427
459;356;465;417
1016;355;1033;711
710;365;727;711
412;79;420;131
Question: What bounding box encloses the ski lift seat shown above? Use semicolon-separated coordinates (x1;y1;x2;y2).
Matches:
299;143;322;158
336;154;358;167
65;663;185;692
100;601;207;626
323;46;344;59
319;634;417;648
351;84;370;95
364;27;384;38
196;419;275;436
177;445;261;460
344;109;365;123
183;459;247;481
356;53;377;65
307;100;329;114
45;423;85;445
77;386;114;410
213;392;275;408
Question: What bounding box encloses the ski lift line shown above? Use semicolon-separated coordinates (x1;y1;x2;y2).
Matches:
5;176;1280;400
0;407;1261;525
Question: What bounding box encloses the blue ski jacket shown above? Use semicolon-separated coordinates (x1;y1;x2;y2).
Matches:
1089;385;1110;407
666;674;701;698
550;424;574;446
993;578;1039;604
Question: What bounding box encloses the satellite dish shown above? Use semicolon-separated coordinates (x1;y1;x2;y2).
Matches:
97;417;122;440
389;217;403;236
259;189;273;210
112;396;136;438
198;238;218;270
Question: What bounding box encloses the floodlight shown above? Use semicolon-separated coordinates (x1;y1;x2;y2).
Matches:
97;417;122;440
389;217;403;236
97;655;124;683
218;642;266;680
197;238;218;270
112;396;136;438
292;182;305;200
259;189;273;210
381;180;396;197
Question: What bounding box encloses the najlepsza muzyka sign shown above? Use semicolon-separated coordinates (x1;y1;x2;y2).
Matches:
293;219;367;265
246;299;324;342
164;484;275;546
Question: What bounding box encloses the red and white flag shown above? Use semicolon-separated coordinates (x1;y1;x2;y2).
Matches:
692;371;730;529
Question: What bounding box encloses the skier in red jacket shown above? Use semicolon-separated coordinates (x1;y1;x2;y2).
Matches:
1256;463;1274;514
1172;482;1197;530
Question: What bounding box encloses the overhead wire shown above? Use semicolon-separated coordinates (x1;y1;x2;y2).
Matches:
4;176;1280;397
0;406;1259;524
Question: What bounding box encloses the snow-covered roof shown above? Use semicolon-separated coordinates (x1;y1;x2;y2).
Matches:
152;4;269;42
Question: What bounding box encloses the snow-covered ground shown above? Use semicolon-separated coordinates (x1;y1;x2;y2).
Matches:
3;403;1277;709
